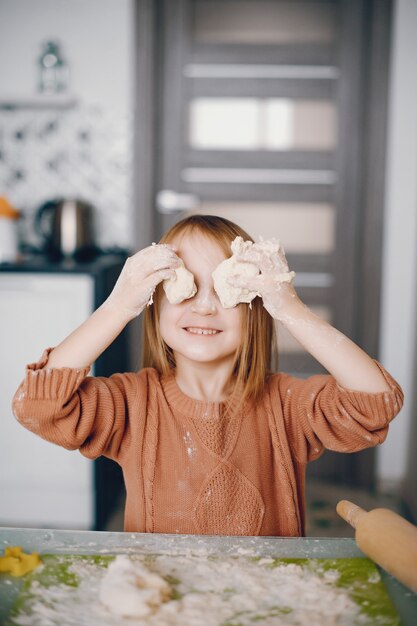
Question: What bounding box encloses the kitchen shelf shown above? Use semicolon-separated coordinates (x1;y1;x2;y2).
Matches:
0;94;78;110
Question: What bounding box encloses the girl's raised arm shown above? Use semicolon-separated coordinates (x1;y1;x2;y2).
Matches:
271;289;391;393
45;244;180;370
228;243;391;394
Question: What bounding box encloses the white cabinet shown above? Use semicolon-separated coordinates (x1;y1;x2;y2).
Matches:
0;272;95;529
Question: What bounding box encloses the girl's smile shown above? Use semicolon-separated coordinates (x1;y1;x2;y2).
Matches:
183;327;221;335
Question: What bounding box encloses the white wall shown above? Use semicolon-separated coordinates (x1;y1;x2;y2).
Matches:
378;0;417;487
0;0;134;114
0;0;135;249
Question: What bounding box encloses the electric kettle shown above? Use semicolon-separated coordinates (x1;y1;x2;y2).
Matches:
35;198;95;259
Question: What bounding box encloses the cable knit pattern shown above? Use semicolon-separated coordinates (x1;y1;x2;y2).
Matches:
191;413;241;458
192;463;265;535
188;404;262;534
12;351;404;536
141;382;160;533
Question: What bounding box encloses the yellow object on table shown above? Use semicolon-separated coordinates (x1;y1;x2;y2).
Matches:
0;546;41;577
0;196;20;220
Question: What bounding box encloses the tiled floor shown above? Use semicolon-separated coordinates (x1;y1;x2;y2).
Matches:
105;479;405;537
305;479;404;537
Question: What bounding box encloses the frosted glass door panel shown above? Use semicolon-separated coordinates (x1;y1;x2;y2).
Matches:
193;1;337;44
190;98;259;149
266;100;337;150
185;202;335;254
189;98;337;150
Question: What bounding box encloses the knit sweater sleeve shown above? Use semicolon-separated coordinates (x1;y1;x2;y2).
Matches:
12;347;148;462
271;359;404;464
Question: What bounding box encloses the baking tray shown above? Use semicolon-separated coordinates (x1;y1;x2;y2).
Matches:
1;527;416;625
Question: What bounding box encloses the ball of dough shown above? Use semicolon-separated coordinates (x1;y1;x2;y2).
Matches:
99;555;171;618
212;237;260;308
163;261;197;304
212;236;295;309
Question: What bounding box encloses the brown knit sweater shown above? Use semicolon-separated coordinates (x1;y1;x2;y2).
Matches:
12;349;404;536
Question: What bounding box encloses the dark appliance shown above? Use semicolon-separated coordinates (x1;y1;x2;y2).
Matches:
35;198;95;259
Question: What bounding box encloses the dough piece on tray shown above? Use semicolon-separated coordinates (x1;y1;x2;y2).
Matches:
99;555;172;618
212;236;295;309
163;260;197;304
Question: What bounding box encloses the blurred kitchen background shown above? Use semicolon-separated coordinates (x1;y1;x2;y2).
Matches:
0;0;416;536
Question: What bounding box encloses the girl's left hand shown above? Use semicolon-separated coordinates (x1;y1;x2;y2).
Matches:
227;242;298;320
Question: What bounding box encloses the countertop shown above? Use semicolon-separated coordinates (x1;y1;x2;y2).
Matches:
1;527;416;624
0;251;128;274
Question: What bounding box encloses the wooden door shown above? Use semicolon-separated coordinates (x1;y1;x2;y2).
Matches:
151;0;392;487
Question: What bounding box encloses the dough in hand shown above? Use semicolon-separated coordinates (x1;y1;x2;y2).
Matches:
212;236;295;308
212;237;260;308
163;261;197;304
99;555;172;618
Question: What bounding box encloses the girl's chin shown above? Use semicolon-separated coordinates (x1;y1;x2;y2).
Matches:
172;349;235;365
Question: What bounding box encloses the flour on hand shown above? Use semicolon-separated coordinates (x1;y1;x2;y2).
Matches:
99;555;172;618
163;261;197;304
212;236;295;309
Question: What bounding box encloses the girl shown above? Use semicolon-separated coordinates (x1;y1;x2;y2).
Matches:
13;215;403;537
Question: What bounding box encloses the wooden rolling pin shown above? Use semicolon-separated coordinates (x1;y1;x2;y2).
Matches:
337;500;417;593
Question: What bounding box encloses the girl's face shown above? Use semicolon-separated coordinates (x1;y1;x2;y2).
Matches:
159;231;243;369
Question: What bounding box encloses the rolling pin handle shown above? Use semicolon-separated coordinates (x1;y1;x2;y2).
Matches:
336;500;367;529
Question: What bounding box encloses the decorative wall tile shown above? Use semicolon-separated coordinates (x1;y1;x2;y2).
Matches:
0;105;133;250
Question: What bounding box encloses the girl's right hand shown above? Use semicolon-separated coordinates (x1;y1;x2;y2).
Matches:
105;244;181;319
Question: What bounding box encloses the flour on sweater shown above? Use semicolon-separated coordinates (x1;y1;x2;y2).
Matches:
12;350;404;537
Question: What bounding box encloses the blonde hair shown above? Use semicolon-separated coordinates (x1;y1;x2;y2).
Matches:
141;215;276;403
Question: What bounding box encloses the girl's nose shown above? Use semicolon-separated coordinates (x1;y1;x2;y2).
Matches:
190;287;217;315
